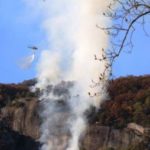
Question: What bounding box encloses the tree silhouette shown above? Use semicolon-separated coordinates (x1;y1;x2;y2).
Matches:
97;0;150;79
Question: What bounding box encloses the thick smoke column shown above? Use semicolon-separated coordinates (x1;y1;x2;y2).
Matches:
25;0;112;150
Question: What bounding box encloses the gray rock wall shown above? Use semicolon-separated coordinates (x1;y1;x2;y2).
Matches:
0;98;147;150
1;99;40;139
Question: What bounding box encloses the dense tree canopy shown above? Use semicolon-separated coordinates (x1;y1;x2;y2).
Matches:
93;75;150;128
1;76;149;129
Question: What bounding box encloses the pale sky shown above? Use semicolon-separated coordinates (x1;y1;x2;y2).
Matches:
0;0;150;83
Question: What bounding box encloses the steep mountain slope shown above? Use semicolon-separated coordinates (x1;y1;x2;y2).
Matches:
93;75;150;128
0;76;149;150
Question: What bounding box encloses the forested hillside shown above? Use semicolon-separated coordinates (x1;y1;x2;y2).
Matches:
0;75;149;150
0;76;150;128
94;75;150;128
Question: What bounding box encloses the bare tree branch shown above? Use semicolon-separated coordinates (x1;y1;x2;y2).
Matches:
99;0;150;77
91;0;150;93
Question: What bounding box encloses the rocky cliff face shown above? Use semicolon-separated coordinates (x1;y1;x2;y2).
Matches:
0;76;149;150
82;125;144;150
0;97;148;150
1;98;40;139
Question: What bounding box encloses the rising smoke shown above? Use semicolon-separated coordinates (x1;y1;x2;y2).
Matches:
25;0;112;150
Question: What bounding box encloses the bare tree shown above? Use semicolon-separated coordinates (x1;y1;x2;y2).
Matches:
96;0;150;81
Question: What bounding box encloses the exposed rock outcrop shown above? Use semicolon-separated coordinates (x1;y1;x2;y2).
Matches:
0;98;40;139
0;98;149;150
0;76;149;150
82;125;144;150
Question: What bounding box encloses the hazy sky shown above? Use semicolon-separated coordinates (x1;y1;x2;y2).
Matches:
0;0;150;83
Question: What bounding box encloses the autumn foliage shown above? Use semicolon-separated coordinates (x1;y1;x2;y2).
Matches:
95;75;150;128
0;79;36;108
0;76;149;129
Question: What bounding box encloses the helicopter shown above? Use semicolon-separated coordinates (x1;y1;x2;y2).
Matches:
28;46;38;50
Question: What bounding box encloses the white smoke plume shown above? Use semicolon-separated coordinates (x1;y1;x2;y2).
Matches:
24;0;112;150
